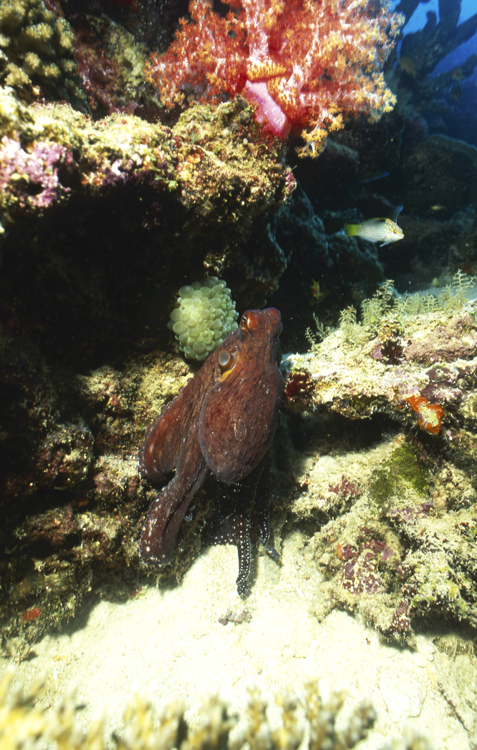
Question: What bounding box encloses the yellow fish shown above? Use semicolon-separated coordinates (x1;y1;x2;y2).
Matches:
344;217;404;247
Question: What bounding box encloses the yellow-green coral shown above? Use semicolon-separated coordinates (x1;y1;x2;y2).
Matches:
0;0;84;104
0;669;433;750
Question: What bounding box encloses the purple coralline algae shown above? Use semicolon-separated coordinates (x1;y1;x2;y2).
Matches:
0;136;71;209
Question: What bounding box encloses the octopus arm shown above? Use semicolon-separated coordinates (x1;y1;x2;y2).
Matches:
140;444;209;564
204;452;278;596
139;370;213;482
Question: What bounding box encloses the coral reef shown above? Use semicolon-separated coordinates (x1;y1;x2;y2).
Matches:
146;0;401;154
277;278;477;642
1;0;477;673
389;1;477;153
72;17;151;116
168;277;238;360
0;82;294;648
0;668;433;750
399;134;477;232
0;85;291;224
3;65;475;646
396;0;477;81
316;131;477;298
285;275;477;465
0;0;84;105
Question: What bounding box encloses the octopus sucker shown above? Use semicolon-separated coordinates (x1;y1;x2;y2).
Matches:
139;308;284;594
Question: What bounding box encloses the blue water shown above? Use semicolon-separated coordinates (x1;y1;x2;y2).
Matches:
396;0;476;34
393;0;477;77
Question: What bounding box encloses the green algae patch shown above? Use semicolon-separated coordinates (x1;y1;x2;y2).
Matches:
369;438;430;507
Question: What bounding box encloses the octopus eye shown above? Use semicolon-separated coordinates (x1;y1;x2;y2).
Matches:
241;310;260;332
218;349;235;373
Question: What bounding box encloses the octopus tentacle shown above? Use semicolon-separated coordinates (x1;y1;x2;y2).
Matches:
140;450;209;563
202;454;279;595
236;513;252;596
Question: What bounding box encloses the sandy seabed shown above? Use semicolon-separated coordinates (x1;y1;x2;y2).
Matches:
2;530;477;749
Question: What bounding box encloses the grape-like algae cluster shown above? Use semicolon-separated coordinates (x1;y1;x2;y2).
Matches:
168;277;238;360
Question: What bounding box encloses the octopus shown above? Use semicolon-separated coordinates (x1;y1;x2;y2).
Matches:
139;307;284;594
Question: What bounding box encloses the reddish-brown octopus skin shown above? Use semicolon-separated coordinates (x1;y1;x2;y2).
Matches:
139;308;284;566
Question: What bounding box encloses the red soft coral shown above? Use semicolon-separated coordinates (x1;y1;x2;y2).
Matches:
146;0;402;155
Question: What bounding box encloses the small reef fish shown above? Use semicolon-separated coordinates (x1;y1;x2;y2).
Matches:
398;56;417;77
359;171;390;184
344;217;404;247
310;278;320;298
310;278;328;304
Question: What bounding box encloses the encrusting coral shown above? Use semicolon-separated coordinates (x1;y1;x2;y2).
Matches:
0;668;433;750
72;17;151;115
0;0;84;105
0;83;291;224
